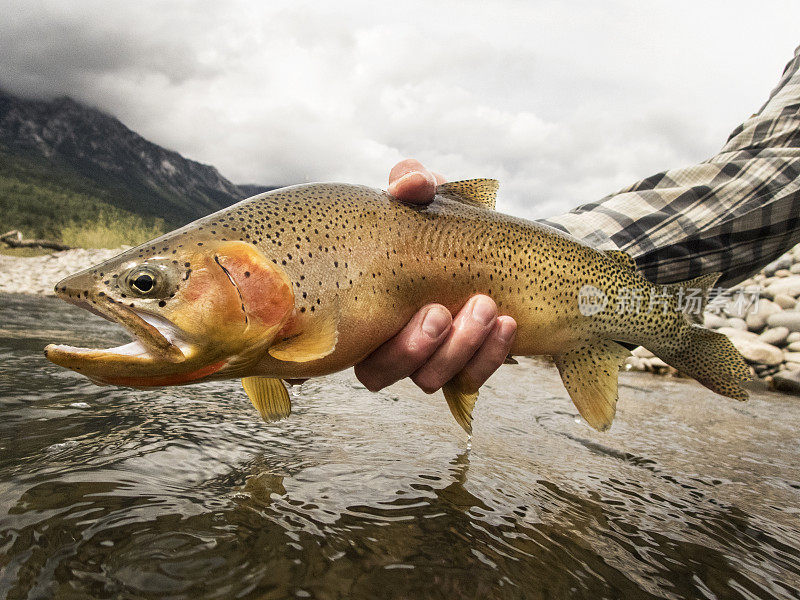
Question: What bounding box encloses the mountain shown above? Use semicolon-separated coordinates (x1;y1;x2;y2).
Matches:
0;89;274;238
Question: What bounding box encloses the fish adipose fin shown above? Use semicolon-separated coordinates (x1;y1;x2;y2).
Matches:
242;376;292;421
604;250;638;271
553;339;631;431
269;299;339;362
442;372;479;434
437;179;499;210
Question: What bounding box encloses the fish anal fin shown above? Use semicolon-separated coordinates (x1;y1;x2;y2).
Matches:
437;179;499;210
241;376;291;422
442;373;479;434
269;298;339;362
605;249;638;271
553;339;630;431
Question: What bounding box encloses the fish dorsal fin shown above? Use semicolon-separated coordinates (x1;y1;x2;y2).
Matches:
241;377;292;422
269;298;339;362
665;272;721;324
442;372;479;434
437;179;499;210
553;339;630;431
605;250;638;271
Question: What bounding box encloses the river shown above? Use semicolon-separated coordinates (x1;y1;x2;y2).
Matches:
1;293;799;599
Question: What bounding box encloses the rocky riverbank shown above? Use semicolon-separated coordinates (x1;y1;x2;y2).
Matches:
3;243;800;393
626;244;800;394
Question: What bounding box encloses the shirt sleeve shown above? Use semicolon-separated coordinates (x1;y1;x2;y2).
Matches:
539;45;800;288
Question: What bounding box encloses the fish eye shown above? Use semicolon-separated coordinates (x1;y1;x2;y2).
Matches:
127;269;160;295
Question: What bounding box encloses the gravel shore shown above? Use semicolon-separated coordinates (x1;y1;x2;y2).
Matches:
0;248;126;296
3;243;800;393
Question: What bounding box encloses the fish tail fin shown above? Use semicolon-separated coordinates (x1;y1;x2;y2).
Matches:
651;325;752;401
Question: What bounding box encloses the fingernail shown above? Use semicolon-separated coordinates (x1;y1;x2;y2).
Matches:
471;297;496;326
497;317;517;343
421;306;450;338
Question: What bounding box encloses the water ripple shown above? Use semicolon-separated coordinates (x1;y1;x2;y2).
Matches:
1;294;799;599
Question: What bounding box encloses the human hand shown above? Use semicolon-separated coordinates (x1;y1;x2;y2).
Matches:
354;160;518;395
386;158;445;205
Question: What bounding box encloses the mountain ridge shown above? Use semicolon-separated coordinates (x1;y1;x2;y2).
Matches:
0;89;275;234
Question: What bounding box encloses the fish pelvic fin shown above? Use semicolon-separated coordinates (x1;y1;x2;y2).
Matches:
553;339;631;432
650;325;751;401
242;376;292;421
442;372;479;435
605;249;638;272
437;179;499;210
664;272;721;324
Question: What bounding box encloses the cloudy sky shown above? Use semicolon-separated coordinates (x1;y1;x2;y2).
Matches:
1;0;799;218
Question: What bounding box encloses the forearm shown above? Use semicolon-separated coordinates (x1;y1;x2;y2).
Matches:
540;45;800;288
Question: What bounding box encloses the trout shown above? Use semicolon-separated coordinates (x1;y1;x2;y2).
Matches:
45;180;751;433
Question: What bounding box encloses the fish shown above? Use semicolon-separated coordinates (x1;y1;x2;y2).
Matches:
44;180;752;433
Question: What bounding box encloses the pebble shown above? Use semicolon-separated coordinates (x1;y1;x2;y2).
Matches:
791;262;800;274
787;341;800;352
743;298;782;331
783;351;800;363
763;255;793;276
764;276;800;299
703;313;728;329
772;370;800;393
632;347;654;358
728;338;784;366
766;311;800;333
773;294;796;309
726;317;748;331
625;356;643;370
789;332;800;343
716;327;759;341
775;269;792;278
759;326;790;346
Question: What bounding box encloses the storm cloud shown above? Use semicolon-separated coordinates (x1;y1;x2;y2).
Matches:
1;0;798;218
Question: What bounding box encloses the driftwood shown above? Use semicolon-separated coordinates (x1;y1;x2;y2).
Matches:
0;230;73;251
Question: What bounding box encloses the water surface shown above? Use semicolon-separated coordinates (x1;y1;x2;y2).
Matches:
1;293;799;599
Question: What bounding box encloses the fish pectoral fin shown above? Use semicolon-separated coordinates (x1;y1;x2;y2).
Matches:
241;376;291;422
605;249;638;272
553;339;630;432
437;179;499;210
442;373;479;435
269;300;339;362
503;355;519;365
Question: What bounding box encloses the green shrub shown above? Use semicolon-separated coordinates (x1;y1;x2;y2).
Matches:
60;214;164;249
0;149;165;247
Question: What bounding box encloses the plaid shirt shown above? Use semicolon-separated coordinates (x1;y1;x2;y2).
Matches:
541;45;800;288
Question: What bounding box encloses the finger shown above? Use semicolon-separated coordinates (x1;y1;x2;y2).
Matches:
431;171;447;185
354;304;452;392
459;316;517;392
411;296;498;393
387;159;438;205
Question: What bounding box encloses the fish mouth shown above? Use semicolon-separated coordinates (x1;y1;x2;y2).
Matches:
44;295;193;382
